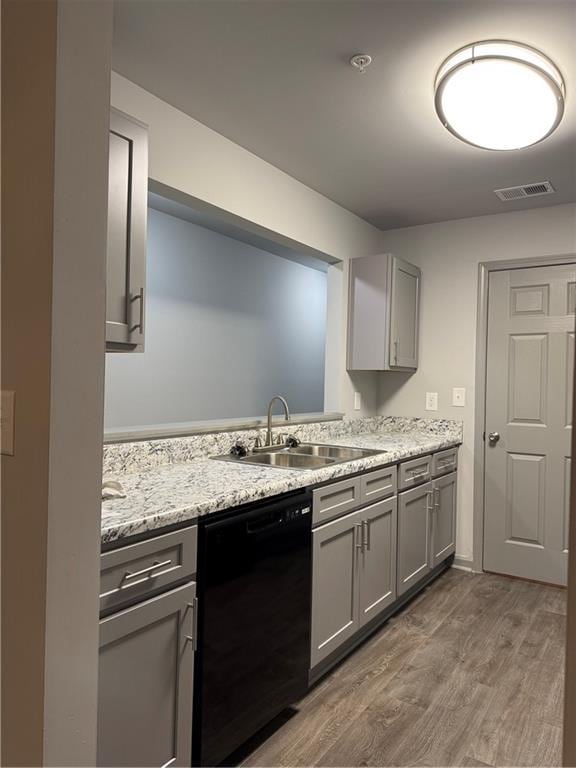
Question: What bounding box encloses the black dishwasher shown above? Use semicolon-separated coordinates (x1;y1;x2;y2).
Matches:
192;489;313;767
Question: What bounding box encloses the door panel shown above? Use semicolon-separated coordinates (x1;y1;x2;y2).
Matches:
97;583;195;767
397;482;432;595
106;109;147;350
484;264;575;585
431;472;457;566
505;453;546;546
390;257;420;369
359;497;397;627
311;510;362;667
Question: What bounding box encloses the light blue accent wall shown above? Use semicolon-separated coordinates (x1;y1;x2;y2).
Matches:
104;208;327;428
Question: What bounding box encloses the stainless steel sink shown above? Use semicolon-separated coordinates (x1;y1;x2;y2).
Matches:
243;452;335;469
213;442;387;470
290;444;382;461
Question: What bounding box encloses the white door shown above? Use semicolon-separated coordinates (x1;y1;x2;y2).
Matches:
483;264;575;585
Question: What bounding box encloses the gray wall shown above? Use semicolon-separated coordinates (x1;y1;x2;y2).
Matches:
376;202;576;563
105;208;327;428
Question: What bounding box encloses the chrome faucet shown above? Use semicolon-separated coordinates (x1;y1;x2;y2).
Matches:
266;396;290;447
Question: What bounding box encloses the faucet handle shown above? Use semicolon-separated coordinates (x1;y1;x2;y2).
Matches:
275;432;287;446
252;433;265;449
230;439;249;457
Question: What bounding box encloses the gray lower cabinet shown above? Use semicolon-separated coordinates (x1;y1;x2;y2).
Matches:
311;497;397;668
97;582;196;767
358;496;397;627
397;481;433;596
431;471;457;566
106;108;148;352
311;508;364;667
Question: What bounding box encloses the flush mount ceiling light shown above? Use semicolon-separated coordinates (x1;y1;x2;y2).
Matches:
434;40;565;150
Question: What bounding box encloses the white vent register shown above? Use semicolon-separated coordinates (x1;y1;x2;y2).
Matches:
494;181;556;201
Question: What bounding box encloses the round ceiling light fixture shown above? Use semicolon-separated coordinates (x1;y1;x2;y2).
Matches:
434;40;565;150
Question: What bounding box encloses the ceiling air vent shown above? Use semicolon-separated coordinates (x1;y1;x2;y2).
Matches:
494;181;556;201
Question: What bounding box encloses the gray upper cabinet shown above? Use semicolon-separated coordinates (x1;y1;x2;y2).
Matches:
106;109;148;352
347;253;420;371
431;471;457;567
97;582;196;767
397;481;432;596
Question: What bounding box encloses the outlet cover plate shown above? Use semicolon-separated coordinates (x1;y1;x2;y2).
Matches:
425;392;438;411
354;391;362;411
452;387;466;407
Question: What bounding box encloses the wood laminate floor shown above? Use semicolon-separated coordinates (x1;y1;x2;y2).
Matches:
240;570;566;768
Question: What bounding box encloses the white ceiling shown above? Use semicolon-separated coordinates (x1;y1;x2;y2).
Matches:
112;0;576;231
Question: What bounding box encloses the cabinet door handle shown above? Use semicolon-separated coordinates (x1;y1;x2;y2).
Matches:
393;339;399;364
130;287;145;334
355;522;363;551
426;490;433;514
122;558;172;583
434;487;440;510
186;598;198;651
363;520;371;551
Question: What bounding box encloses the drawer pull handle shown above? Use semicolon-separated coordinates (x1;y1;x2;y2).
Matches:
122;558;172;582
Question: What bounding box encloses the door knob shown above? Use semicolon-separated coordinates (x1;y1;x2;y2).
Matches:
488;431;500;446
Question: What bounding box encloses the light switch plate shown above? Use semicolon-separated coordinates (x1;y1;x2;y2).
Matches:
452;387;466;407
1;390;15;456
425;392;438;411
354;391;362;411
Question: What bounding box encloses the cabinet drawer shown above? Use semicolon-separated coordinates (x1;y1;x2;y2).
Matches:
100;527;197;614
398;454;432;490
432;448;458;478
360;466;397;504
313;477;362;526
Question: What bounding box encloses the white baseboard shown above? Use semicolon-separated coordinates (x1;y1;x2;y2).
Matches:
452;555;476;572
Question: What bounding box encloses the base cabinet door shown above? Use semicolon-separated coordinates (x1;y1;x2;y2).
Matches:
431;472;457;566
311;509;363;667
359;496;397;627
397;482;432;596
97;583;196;767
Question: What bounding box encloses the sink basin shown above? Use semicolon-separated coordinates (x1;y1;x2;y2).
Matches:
243;452;335;469
213;442;387;470
290;444;383;461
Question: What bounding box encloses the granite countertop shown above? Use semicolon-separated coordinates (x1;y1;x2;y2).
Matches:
101;418;462;547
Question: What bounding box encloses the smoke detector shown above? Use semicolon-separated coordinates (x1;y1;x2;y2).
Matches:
494;181;556;201
350;54;372;74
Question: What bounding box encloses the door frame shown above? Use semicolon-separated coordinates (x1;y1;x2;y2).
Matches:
472;253;576;573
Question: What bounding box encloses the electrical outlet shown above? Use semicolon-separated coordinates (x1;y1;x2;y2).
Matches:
425;392;438;411
1;390;15;456
354;391;362;411
452;387;466;407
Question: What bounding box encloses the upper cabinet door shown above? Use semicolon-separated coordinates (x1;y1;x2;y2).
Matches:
389;256;420;369
106;109;148;352
347;253;420;371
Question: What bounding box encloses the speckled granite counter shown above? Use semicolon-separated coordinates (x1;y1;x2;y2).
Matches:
101;416;462;546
